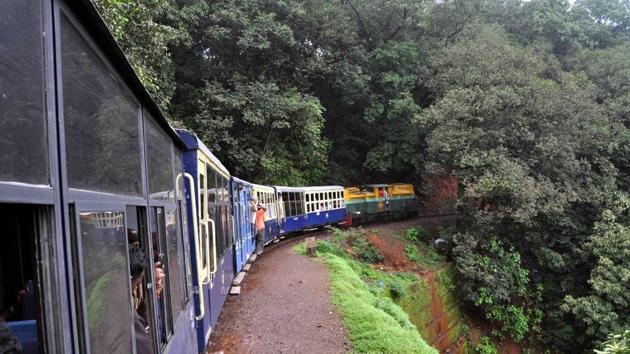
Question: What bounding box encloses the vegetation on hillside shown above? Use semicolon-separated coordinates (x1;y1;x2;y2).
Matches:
95;0;630;351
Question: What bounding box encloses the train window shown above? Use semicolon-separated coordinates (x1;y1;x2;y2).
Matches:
1;204;53;353
61;15;142;196
0;0;49;185
146;116;174;200
166;208;185;322
198;171;207;271
151;207;173;346
222;178;228;250
224;177;232;248
300;194;305;214
208;169;221;260
78;211;134;354
282;192;290;217
287;193;293;216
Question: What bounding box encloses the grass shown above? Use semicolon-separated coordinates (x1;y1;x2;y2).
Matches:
293;227;467;353
322;253;438;354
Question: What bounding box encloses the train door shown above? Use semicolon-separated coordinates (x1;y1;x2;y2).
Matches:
196;160;212;350
232;183;245;273
242;186;254;263
0;204;58;354
207;166;223;327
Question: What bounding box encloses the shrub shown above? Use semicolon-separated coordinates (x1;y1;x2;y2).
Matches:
405;227;430;244
388;279;406;298
476;336;498;354
405;243;421;263
595;329;630;354
352;236;384;264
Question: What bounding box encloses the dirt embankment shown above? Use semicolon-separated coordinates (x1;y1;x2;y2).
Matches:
206;236;350;354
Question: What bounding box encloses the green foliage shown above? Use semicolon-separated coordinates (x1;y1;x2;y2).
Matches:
94;0;184;110
562;202;630;343
315;239;346;258
387;279;406;299
452;235;540;342
352;237;384;264
341;227;385;264
293;241;307;256
405;244;421;263
322;253;437;353
595;329;630;354
476;336;498;354
404;227;431;244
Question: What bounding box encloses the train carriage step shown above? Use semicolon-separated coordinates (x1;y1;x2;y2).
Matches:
232;272;246;286
243;264;251;272
249;254;258;263
229;286;241;296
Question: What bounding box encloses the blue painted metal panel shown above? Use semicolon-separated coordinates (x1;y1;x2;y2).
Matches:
165;302;197;354
231;177;255;272
263;218;279;244
281;214;307;234
304;208;346;228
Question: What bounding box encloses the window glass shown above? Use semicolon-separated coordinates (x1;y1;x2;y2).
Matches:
297;193;303;214
79;211;133;354
223;178;229;249
208;168;220;260
225;177;232;247
61;16;142;195
166;208;184;320
198;172;207;270
0;0;49;184
151;207;172;344
282;192;290;217
146;116;173;200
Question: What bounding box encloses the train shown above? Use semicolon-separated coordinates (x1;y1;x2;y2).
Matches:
0;1;416;354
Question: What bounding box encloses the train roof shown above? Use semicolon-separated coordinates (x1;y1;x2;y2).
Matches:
232;176;254;187
362;184;389;188
303;185;344;191
274;186;305;192
68;0;185;149
251;184;275;192
176;129;230;177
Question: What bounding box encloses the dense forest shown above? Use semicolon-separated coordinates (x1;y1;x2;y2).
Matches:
94;0;629;352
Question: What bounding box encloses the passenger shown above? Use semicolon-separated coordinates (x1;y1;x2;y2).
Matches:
0;315;21;354
255;204;266;255
129;247;155;354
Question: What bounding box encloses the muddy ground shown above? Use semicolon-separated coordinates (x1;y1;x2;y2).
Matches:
206;233;350;354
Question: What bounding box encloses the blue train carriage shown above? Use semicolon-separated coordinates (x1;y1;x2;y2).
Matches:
275;186;308;235
231;177;257;272
252;184;281;245
0;0;197;353
176;129;236;352
303;186;347;228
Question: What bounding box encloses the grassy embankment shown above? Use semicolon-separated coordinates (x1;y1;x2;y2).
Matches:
295;231;438;354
